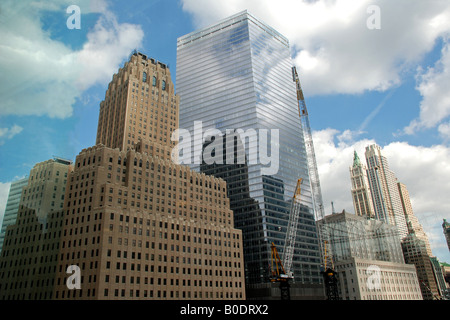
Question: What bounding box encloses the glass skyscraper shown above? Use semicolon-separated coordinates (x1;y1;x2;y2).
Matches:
177;11;323;298
0;177;28;253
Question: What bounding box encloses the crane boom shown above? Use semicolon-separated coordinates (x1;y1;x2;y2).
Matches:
292;67;325;222
292;67;332;269
282;178;302;277
270;242;291;300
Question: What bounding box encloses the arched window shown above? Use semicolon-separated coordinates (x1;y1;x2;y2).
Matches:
162;80;166;91
143;72;147;83
152;76;157;87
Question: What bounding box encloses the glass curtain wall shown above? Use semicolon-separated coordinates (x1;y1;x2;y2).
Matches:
177;11;322;288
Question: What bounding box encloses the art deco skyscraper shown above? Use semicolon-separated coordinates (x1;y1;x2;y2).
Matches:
96;51;178;157
177;11;323;299
365;144;408;239
349;151;375;219
53;52;246;300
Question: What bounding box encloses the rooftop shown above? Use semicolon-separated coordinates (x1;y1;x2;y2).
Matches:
177;10;289;48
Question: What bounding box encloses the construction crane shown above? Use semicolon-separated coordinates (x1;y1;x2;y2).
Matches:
270;242;291;300
292;66;338;299
282;178;303;278
322;240;339;300
269;178;302;300
292;67;325;227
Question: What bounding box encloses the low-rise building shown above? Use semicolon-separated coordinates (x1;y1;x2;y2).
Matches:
318;210;422;300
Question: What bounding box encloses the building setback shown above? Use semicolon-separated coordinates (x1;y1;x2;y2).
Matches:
53;145;244;300
397;182;432;257
177;10;323;300
53;52;246;300
0;158;73;300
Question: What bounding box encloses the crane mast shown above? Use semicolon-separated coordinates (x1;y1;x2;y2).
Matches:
270;178;301;300
291;67;333;276
292;67;325;222
271;67;339;300
282;178;302;277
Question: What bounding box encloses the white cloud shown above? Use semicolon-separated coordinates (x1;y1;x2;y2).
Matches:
312;128;375;216
181;0;450;96
438;121;450;141
0;124;23;144
75;10;144;91
0;0;143;119
313;128;450;262
405;38;450;134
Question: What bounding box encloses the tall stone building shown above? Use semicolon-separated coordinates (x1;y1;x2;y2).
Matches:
96;51;178;154
52;52;246;300
349;151;375;219
397;182;432;256
365;144;408;239
0;157;73;300
401;232;439;300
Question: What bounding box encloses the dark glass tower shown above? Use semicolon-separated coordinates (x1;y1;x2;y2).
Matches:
177;11;324;299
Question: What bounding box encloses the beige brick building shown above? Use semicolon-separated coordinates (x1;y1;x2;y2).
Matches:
0;157;73;300
53;51;246;300
96;51;178;154
401;233;439;300
397;182;433;257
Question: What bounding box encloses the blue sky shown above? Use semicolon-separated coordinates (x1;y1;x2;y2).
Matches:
1;0;450;263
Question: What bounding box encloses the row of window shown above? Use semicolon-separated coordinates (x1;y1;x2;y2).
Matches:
141;73;166;91
58;287;243;299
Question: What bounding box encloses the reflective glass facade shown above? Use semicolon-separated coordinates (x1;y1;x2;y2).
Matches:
177;11;322;293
